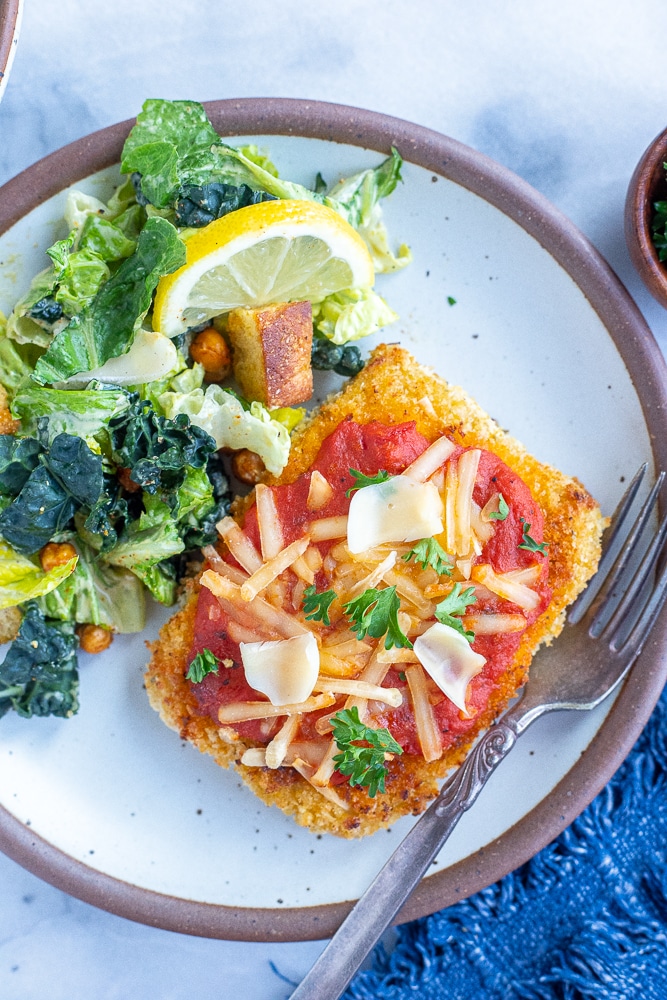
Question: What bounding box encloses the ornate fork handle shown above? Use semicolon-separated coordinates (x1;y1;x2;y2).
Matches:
434;721;517;818
290;716;524;1000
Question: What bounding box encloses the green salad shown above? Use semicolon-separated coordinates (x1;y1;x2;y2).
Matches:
0;98;409;722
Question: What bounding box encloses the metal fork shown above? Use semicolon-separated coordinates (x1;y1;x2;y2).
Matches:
291;464;667;1000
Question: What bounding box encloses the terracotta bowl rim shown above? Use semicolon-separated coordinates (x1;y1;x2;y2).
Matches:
625;123;667;308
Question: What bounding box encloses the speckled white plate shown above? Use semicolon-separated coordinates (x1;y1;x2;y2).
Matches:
0;100;666;942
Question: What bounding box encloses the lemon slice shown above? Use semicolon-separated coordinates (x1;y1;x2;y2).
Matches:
153;199;375;337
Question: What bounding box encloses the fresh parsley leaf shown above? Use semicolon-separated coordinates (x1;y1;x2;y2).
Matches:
330;706;403;797
488;493;509;521
342;586;412;649
302;585;337;626
403;536;453;576
186;648;220;684
652;193;667;262
345;468;392;497
518;518;548;554
434;583;477;642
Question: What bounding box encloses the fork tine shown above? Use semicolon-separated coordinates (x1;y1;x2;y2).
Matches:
568;463;649;625
585;470;663;633
613;548;667;656
587;472;665;635
597;505;667;643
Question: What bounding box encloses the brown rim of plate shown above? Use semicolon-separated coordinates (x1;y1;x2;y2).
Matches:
625;124;667;309
0;98;666;943
0;0;20;89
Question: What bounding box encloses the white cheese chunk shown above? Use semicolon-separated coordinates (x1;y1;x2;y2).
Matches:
240;633;320;706
61;328;178;387
347;477;444;555
413;622;486;714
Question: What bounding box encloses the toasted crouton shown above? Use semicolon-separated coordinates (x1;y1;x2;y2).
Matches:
146;344;604;838
227;301;313;407
0;606;21;644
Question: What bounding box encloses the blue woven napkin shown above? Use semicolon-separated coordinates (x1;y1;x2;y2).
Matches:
343;686;667;1000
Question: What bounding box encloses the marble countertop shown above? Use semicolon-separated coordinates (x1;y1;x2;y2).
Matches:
1;0;666;996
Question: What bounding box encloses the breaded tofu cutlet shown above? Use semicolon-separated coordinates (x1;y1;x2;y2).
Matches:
145;344;604;838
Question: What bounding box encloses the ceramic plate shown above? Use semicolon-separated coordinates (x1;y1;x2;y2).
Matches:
0;100;666;942
0;0;21;102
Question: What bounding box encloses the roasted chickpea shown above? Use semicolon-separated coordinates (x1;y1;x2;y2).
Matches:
77;624;113;654
117;466;141;493
39;541;78;573
190;327;232;381
231;449;266;484
0;409;19;434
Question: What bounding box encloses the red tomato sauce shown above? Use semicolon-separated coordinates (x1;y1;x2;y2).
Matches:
187;419;551;756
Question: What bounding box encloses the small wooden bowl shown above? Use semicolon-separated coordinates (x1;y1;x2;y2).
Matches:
625;125;667;308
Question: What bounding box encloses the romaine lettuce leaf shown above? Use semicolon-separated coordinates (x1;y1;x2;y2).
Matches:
64;186;145;243
102;502;184;605
0;326;40;395
11;382;129;444
159;382;290;476
53;248;110;316
313;287;398;344
121;100;318;209
6;268;61;347
323;147;412;273
64;192;110;233
0;603;78;720
325;147;403;228
121;100;410;276
0;539;77;610
37;541;145;633
129;560;178;605
32;217;186;385
77;215;136;261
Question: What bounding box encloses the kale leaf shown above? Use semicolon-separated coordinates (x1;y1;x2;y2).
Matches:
83;478;129;552
108;395;217;497
47;433;104;507
0;465;76;554
0;433;104;555
311;339;365;377
32;217;186;384
0;436;44;496
0;603;78;719
30;296;63;324
174;182;276;228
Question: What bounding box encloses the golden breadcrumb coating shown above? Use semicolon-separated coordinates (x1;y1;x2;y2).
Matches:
146;344;604;837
